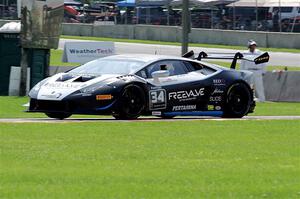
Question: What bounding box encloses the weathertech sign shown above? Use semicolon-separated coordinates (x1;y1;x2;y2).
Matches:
62;41;115;63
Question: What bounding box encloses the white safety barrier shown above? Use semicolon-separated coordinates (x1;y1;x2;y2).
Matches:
9;66;30;96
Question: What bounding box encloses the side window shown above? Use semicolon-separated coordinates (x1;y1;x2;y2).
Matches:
145;60;189;78
184;61;217;75
136;69;147;79
184;61;204;71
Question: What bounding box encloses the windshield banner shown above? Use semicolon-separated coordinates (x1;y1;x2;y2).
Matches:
62;41;115;64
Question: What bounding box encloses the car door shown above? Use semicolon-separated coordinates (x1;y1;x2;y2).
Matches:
136;60;209;112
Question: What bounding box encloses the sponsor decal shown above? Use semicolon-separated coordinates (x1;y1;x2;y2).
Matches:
212;88;224;95
169;88;205;101
172;105;196;111
152;111;162;116
62;42;115;64
149;89;167;110
41;91;62;99
209;96;222;102
151;86;162;89
69;48;114;55
96;94;113;100
207;105;214;111
215;106;222;110
44;82;82;89
213;79;226;86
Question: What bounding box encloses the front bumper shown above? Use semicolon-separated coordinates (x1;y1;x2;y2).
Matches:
28;97;116;115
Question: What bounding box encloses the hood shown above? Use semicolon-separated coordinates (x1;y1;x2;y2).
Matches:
36;73;120;101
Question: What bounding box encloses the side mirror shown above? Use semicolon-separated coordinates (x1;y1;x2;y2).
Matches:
151;70;169;83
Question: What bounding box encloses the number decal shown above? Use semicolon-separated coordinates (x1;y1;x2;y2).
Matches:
149;89;167;110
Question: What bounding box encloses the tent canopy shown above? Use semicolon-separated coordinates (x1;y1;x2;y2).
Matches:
117;0;167;7
117;0;136;7
227;0;300;7
170;0;237;6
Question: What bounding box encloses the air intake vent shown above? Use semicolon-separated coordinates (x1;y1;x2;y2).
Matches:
56;74;74;82
73;76;95;82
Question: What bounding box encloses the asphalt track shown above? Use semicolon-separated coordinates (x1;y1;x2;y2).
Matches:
59;39;300;67
1;116;300;123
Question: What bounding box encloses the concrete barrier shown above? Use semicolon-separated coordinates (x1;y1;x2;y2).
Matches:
62;23;93;36
264;71;300;102
93;24;135;39
61;24;300;49
190;29;268;47
1;19;299;49
266;32;300;49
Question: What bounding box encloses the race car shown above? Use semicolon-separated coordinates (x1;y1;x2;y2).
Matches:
27;51;269;119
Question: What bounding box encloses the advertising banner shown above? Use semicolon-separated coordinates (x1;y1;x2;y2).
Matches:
62;42;115;63
21;0;64;49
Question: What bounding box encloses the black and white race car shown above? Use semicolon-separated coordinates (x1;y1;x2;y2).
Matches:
27;51;269;119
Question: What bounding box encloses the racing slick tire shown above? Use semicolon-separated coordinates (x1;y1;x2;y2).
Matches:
113;84;146;120
223;83;251;118
45;112;72;120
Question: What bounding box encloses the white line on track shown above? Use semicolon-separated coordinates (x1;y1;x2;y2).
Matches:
0;116;300;123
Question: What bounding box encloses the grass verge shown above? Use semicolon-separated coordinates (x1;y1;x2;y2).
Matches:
0;97;299;118
61;35;300;54
0;120;299;198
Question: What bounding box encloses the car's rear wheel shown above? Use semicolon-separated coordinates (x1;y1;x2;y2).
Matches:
113;85;145;120
45;112;72;120
223;83;251;118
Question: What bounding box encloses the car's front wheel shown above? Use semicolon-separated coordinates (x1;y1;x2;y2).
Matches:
45;112;72;120
223;83;251;118
113;85;146;120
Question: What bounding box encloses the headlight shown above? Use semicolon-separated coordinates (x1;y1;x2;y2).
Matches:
80;83;104;94
32;82;42;91
28;78;49;97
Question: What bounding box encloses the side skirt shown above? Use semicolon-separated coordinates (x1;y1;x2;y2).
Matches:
163;111;223;117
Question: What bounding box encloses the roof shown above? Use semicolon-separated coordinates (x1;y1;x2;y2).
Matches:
227;0;300;7
0;22;20;33
103;54;184;63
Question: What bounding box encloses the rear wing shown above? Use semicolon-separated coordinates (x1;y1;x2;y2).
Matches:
182;50;270;69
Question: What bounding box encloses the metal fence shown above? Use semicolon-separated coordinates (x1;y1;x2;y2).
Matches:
0;0;18;20
1;0;299;33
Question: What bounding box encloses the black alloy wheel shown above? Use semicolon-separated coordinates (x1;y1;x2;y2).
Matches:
223;83;251;118
113;85;146;120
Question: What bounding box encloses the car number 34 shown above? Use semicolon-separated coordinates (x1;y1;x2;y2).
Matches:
149;89;167;110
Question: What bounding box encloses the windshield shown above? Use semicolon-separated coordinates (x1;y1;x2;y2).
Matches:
68;59;146;76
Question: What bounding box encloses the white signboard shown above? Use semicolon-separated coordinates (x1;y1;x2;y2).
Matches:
62;42;115;64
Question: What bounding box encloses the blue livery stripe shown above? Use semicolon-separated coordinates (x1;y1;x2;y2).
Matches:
95;100;116;111
164;111;223;117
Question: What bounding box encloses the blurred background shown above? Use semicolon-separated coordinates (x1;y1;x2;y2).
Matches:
1;0;299;32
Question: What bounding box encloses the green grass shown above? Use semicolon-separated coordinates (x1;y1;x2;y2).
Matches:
0;97;300;118
1;120;300;198
61;35;300;54
50;49;79;67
